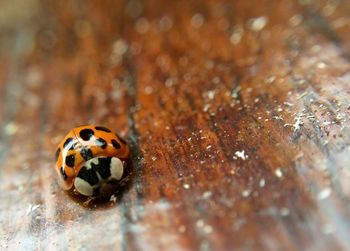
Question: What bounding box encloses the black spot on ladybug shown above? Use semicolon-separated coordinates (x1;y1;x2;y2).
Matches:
95;157;112;179
111;139;121;149
77;166;99;186
79;128;94;141
95;126;111;133
116;134;127;145
80;147;93;161
65;154;75;167
60;167;67;180
63;137;74;150
55;148;61;162
95;138;107;149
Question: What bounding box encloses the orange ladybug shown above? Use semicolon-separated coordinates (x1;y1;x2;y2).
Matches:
54;125;129;196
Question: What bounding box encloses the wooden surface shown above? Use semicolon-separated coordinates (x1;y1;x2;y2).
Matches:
1;0;350;250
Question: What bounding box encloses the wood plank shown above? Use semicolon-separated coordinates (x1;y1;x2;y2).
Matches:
1;0;350;250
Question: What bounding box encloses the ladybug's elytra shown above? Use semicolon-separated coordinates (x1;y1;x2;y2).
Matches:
55;125;129;196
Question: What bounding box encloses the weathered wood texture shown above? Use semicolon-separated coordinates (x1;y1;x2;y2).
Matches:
1;0;350;250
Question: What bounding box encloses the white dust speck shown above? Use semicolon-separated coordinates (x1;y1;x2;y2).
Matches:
191;13;204;28
151;156;157;161
206;90;216;100
110;194;117;203
196;219;213;234
203;225;213;234
26;204;40;216
288;14;303;27
259;178;266;187
264;75;276;84
230;25;243;45
242;190;251;197
293;116;304;132
322;140;329;147
203;104;210;112
4;122;18;135
144;86;153;95
231;86;241;99
317;62;327;69
272;115;283;121
311;44;322;53
202;191;212;199
165;77;177;87
283;102;293;107
110;39;128;64
248;16;268;31
317;188;332;200
112;39;128;55
274;168;283;178
183;184;190;189
297;92;308;100
246;87;253;93
196;219;205;228
280;207;290;216
234;150;248;160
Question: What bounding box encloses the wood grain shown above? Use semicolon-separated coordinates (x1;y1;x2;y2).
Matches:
1;0;350;250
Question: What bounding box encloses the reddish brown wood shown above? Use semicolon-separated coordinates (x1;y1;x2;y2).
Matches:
1;0;350;250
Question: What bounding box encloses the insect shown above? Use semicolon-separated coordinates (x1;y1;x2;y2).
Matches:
54;125;129;197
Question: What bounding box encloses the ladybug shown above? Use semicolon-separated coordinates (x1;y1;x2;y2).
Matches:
54;125;129;197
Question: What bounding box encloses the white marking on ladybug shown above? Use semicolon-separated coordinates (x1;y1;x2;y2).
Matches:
110;157;124;180
74;178;94;196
